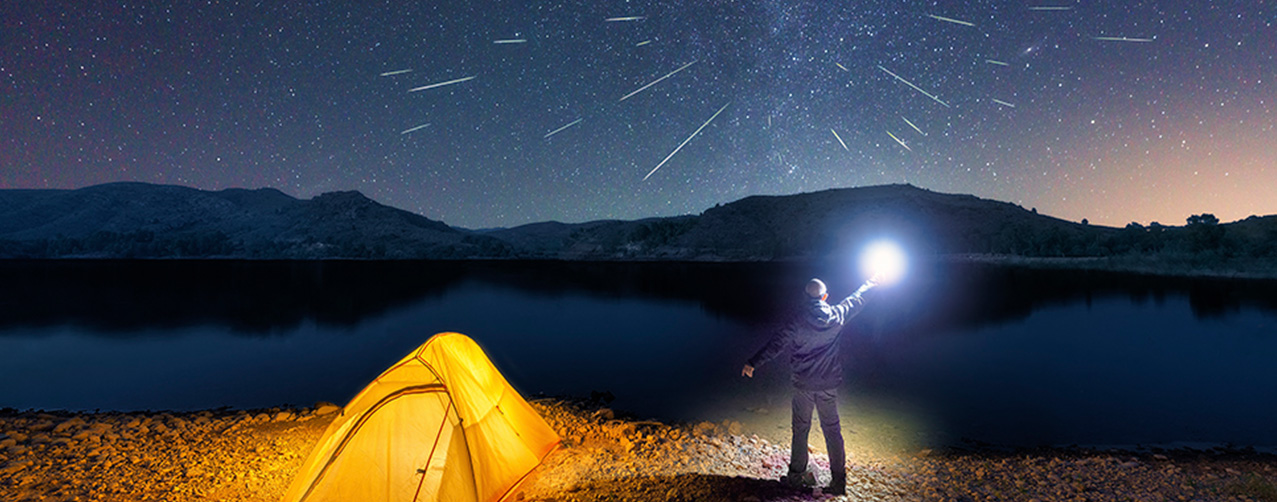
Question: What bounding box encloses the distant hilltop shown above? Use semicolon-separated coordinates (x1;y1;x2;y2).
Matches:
1;182;1275;274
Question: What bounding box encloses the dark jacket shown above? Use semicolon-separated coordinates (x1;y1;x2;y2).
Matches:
747;282;873;390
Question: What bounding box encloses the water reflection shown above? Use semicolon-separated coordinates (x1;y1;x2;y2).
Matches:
1;260;1275;450
3;260;1275;336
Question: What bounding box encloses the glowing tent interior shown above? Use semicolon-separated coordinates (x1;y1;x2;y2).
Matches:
281;332;560;502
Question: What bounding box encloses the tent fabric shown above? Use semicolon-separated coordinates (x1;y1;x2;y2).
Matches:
281;332;560;502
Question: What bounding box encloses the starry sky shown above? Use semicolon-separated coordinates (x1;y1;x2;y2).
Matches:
2;1;1273;229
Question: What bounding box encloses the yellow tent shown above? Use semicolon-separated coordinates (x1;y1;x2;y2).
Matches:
281;332;560;502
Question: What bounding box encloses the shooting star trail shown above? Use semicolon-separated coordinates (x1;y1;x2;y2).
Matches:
493;39;527;44
830;129;849;151
400;123;430;135
408;75;476;93
886;130;912;151
992;98;1017;108
926;14;974;27
835;62;850;72
636;40;652;47
619;60;697;102
985;59;1009;66
379;69;413;77
1029;6;1073;10
643;101;730;181
1093;36;1153;43
606;16;646;22
902;116;926;136
543;118;583;139
877;65;949;108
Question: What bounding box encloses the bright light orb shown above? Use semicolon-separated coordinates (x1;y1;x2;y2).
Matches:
860;240;907;285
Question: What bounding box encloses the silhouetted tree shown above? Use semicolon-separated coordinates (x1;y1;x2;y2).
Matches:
1186;213;1224;252
1187;213;1220;226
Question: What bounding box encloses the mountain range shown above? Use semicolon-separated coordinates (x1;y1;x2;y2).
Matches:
1;182;1274;267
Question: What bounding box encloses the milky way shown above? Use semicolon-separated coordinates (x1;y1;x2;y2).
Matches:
2;1;1273;228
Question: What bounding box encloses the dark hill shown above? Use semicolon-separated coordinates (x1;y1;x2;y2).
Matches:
486;185;1110;261
0;182;510;259
2;183;1274;271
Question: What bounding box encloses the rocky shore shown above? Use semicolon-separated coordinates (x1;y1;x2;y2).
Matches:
2;401;1275;501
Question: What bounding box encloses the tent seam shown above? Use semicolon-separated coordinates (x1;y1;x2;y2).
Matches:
297;384;447;502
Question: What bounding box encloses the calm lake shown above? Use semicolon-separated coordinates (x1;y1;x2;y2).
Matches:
2;260;1275;454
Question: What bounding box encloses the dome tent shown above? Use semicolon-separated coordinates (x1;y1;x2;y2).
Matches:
282;332;560;502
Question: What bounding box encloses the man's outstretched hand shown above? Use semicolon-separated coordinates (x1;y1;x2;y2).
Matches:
741;364;755;378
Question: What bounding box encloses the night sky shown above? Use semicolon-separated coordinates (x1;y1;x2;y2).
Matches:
3;1;1273;229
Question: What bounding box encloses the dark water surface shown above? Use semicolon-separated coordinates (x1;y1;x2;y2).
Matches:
1;260;1275;451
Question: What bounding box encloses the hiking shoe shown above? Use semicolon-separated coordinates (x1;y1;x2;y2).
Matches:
822;470;846;495
779;470;816;488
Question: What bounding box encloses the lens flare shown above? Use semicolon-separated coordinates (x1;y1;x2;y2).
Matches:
860;240;907;285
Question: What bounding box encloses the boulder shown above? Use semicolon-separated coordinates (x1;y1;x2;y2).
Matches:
52;418;86;435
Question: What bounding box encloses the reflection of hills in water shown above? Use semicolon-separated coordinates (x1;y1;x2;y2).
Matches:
0;260;466;334
1;260;1275;336
861;263;1277;342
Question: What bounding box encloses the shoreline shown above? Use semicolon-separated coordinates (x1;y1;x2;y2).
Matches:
938;253;1277;280
3;402;1276;501
3;255;1277;281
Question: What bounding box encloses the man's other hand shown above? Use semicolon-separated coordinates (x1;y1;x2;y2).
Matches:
741;364;755;378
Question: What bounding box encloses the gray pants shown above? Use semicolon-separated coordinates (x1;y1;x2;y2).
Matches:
790;388;845;476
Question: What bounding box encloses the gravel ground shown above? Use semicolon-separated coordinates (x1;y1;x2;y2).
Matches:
2;401;1275;501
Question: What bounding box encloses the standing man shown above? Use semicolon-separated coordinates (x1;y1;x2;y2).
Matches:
741;276;876;495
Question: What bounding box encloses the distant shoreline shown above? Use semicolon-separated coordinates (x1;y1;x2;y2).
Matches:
938;253;1277;280
3;254;1276;281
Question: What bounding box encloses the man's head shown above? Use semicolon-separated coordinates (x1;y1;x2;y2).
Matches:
805;278;828;301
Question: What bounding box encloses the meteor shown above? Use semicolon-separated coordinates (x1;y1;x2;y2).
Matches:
408;75;476;93
1029;6;1073;10
379;69;412;77
493;39;527;44
877;65;949;108
605;16;646;22
830;129;849;151
886;130;911;151
619;60;697;102
643;101;730;181
926;14;974;27
985;59;1009;66
901;116;925;136
636;40;652;47
992;98;1017;108
400;123;430;135
835;62;850;72
543;118;583;139
1093;36;1153;43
